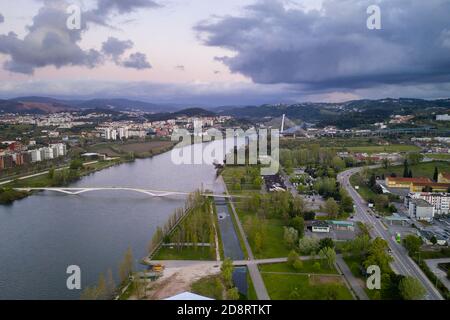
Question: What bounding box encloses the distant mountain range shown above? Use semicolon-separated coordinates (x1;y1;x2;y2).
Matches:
1;96;449;129
0;96;181;114
220;98;450;129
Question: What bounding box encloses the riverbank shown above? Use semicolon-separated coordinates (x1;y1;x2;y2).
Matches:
0;140;176;205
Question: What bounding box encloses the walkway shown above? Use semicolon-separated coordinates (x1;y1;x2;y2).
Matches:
424;258;450;291
336;255;369;300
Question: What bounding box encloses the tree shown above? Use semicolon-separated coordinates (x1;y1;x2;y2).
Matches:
284;227;299;249
399;276;426;300
221;258;234;289
407;153;423;166
433;167;439;182
293;259;304;271
319;238;335;250
226;287;240;300
106;268;116;299
96;273;107;300
319;247;336;269
289;216;305;238
70;159;83;170
288;250;300;266
298;236;320;255
430;236;437;245
323;198;339;218
48;167;55;180
403;159;409;178
119;247;134;284
254;231;263;254
403;235;422;255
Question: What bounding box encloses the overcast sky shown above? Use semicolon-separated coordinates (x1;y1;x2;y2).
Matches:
0;0;449;105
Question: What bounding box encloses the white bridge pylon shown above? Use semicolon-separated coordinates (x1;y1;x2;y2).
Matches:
14;187;242;199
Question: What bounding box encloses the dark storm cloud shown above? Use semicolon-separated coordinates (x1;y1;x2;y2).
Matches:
0;3;102;74
0;13;4;24
0;1;158;74
95;0;161;15
196;0;450;91
102;37;134;60
122;52;152;69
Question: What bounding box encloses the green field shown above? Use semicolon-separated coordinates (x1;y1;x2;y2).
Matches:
345;144;420;154
152;246;215;261
371;161;449;180
261;273;353;300
425;154;450;161
259;260;338;275
191;275;224;299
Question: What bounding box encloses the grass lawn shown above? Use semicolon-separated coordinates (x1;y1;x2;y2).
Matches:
191;275;224;300
240;214;290;259
152;246;215;261
350;174;377;202
371;161;449;180
262;273;353;300
426;154;450;160
345;144;420;154
259;260;338;275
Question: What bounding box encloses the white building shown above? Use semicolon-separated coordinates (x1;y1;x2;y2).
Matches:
406;192;450;215
436;114;450;121
28;149;42;162
50;143;67;157
408;199;435;222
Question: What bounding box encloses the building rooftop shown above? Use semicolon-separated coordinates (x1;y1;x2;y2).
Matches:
411;199;433;207
387;177;431;183
164;292;213;300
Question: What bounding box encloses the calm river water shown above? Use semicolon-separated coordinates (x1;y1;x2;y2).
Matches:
0;139;241;299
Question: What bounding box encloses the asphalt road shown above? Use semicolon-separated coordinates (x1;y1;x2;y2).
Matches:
337;167;443;300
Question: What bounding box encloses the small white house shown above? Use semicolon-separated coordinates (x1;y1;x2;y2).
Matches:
311;221;331;233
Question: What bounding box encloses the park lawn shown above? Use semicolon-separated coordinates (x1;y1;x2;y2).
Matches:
262;273;353;300
191;275;224;300
349;174;377;202
244;216;290;259
152;246;215;261
345;144;420;154
259;260;338;275
371;161;449;180
426;154;450;160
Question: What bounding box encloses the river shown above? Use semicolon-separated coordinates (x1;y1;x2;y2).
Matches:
0;138;242;300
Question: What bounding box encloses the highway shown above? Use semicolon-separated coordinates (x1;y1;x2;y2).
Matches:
337;167;443;300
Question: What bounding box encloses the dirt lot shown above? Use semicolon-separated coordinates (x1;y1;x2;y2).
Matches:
143;262;221;300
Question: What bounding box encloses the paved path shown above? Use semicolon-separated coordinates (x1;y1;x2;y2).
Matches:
338;166;443;300
424;258;450;291
335;255;369;300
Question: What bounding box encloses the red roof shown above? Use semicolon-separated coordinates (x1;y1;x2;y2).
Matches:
387;177;431;183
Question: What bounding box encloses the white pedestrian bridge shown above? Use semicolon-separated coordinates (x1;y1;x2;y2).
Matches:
14;187;241;199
